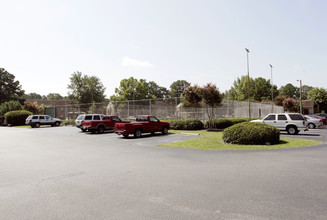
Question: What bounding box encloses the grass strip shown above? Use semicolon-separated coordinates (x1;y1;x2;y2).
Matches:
159;130;322;150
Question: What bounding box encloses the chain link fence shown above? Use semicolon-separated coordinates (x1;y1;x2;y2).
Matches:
50;98;284;120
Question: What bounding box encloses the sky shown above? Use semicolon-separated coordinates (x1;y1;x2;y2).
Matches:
0;0;326;98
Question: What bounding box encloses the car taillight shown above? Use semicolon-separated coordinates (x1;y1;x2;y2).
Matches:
303;121;305;125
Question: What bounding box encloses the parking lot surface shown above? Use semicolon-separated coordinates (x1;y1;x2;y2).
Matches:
1;126;327;219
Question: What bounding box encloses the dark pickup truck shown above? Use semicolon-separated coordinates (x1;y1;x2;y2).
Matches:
114;115;170;138
82;115;129;133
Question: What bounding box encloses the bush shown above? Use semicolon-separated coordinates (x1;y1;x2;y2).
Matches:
23;101;40;114
223;122;280;145
205;118;253;129
4;110;33;126
167;119;204;130
61;119;75;126
0;101;22;116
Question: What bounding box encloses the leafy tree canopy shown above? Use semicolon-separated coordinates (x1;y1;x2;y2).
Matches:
0;68;25;104
47;93;64;100
67;71;106;103
110;77;156;101
169;80;190;98
23;92;43;100
307;88;327;103
279;83;297;98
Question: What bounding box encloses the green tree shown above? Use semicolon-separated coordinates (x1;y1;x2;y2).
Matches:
253;77;272;101
110;77;155;101
169;80;190;98
23;92;43;100
300;85;314;100
307;88;327;112
226;75;255;101
148;81;169;99
0;68;25;104
67;71;106;103
47;93;63;100
279;83;297;98
0;100;22;116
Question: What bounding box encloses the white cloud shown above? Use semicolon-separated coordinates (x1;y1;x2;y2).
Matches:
121;57;154;68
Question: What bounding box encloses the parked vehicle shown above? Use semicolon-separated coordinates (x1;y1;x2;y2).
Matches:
75;114;86;130
314;113;327;119
251;113;308;135
26;115;61;128
81;115;129;133
304;115;323;129
114;115;170;138
310;115;327;125
76;114;103;132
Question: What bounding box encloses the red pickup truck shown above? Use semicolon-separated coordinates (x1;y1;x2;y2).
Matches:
114;115;170;138
82;115;129;134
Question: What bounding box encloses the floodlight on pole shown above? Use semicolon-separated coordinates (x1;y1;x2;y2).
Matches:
270;64;273;112
297;79;302;114
245;48;250;118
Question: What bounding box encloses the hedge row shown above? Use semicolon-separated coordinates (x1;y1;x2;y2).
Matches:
4;110;33;126
223;122;280;145
165;118;253;130
205;118;253;129
167;119;204;130
61;119;75;126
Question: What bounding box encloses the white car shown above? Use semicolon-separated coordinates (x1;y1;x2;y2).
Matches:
75;114;86;129
305;115;323;129
251;113;308;135
26;115;61;128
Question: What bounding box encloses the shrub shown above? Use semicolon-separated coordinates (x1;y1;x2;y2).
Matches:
4;110;33;126
0;101;22;116
61;119;75;126
223;122;280;145
167;119;204;130
205;118;253;129
23;101;40;114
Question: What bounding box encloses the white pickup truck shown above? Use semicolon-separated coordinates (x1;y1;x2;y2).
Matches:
251;113;308;135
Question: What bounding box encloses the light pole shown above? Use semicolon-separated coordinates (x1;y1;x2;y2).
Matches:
245;48;250;118
297;79;302;114
270;64;273;112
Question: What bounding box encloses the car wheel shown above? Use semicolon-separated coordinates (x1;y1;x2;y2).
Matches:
162;126;169;135
287;126;297;135
30;125;35;128
35;123;40;128
134;129;142;138
123;134;129;138
97;126;105;134
55;121;60;127
81;129;87;132
308;123;315;129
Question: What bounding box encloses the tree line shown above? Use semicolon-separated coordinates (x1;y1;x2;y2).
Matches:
1;67;327;112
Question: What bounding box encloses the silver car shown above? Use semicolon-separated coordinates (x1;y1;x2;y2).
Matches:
305;116;323;129
26;115;61;128
75;114;86;129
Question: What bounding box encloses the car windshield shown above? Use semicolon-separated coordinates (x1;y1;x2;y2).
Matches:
77;115;84;120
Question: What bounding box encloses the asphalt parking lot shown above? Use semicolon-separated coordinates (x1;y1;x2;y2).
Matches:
1;126;327;220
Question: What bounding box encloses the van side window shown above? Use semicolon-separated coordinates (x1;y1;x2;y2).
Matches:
264;115;275;120
93;115;100;120
278;115;287;120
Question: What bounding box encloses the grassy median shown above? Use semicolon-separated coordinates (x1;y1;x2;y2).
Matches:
159;130;322;150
